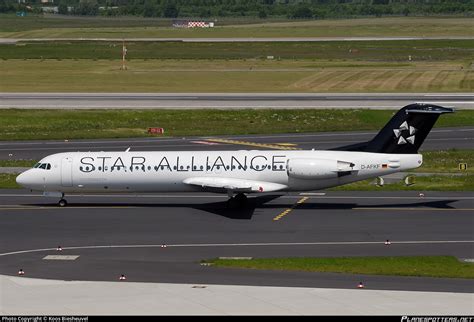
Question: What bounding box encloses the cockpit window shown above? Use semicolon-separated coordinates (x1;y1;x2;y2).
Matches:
35;163;52;170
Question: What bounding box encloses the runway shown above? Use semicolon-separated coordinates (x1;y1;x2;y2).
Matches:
0;190;472;293
1;126;472;161
1;93;473;109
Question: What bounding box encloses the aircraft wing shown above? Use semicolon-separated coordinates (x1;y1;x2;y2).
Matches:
183;177;288;193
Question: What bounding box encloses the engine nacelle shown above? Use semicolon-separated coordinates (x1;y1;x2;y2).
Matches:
287;158;352;180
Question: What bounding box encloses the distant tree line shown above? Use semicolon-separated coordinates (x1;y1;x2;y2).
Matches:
1;0;472;18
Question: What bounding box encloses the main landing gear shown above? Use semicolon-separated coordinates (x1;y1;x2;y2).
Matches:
58;193;67;207
227;193;247;208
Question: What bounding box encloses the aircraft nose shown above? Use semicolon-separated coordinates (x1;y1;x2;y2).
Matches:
16;170;33;188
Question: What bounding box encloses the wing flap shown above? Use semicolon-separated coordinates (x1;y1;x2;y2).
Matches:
183;177;288;193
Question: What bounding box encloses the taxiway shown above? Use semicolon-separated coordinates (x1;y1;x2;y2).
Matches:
0;190;472;293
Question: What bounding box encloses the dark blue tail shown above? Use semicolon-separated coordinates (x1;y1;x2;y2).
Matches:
334;103;454;154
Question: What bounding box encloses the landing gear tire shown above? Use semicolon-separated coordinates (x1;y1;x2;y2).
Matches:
227;193;247;208
58;199;67;207
234;193;247;204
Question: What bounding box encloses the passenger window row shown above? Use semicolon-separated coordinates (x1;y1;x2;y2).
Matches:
79;164;286;172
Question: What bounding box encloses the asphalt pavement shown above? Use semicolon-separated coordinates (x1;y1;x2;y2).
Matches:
0;190;472;293
1;93;473;109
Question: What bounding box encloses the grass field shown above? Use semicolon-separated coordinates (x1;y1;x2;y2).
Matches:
2;39;473;61
0;109;471;141
0;174;20;189
1;16;473;38
0;159;36;167
205;256;474;279
417;149;474;173
1;59;472;92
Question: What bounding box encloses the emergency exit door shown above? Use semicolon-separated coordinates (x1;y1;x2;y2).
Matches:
61;157;73;187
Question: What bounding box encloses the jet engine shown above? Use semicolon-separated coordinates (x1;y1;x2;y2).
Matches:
287;158;354;180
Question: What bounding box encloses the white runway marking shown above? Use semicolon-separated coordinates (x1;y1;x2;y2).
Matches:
1;240;473;257
43;255;80;261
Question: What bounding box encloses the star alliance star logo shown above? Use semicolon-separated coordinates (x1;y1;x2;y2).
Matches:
393;121;417;145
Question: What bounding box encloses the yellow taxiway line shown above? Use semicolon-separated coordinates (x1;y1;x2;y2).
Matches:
206;138;298;150
273;197;309;221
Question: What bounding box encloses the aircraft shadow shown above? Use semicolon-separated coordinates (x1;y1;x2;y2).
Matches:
193;194;282;220
26;198;459;220
295;199;458;210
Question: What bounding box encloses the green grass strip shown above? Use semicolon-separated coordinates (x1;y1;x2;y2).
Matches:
0;109;471;141
1;39;473;60
0;174;20;189
207;256;474;279
0;159;37;167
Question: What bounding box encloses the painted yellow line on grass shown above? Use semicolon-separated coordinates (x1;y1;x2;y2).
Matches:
206;138;298;150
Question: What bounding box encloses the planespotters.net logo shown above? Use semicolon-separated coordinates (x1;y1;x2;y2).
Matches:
393;121;417;145
401;317;474;322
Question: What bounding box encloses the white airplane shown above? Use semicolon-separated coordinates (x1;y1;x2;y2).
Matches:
16;103;453;207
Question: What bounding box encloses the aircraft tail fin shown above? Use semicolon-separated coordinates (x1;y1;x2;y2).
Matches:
334;103;454;154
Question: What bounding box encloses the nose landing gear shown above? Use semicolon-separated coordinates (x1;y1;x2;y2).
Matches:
58;193;67;207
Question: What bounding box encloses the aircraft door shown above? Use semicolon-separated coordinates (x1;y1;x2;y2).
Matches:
61;157;73;187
